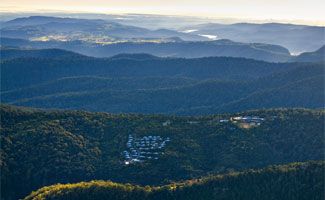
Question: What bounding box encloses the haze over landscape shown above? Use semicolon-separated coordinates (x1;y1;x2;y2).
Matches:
1;0;325;25
0;0;324;200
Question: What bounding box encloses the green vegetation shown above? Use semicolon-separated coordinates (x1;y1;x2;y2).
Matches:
1;105;324;199
2;16;324;200
0;55;291;91
0;47;86;60
24;161;325;200
1;52;324;114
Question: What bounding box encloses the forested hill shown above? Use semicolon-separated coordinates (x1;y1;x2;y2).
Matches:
291;45;325;63
1;105;324;200
181;22;324;54
1;55;290;91
24;161;325;200
0;37;292;62
0;47;87;59
1;51;324;114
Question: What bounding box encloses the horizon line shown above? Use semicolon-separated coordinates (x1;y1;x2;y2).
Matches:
0;8;324;27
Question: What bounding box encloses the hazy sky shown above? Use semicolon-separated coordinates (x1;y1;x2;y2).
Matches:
1;0;324;25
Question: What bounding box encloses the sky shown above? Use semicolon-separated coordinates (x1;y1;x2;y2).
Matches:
1;0;324;25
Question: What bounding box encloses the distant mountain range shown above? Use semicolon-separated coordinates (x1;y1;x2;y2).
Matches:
0;38;292;62
2;44;324;63
1;48;324;115
182;22;325;53
1;16;324;62
0;16;206;42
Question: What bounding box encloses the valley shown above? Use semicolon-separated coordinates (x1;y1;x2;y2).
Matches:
0;11;324;200
1;16;324;62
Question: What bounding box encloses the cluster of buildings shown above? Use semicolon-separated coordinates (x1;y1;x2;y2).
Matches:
220;116;265;129
123;134;171;165
162;120;171;126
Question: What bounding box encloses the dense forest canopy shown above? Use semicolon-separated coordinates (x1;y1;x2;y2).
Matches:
24;161;325;200
1;50;324;115
1;13;324;200
0;55;291;91
1;105;324;200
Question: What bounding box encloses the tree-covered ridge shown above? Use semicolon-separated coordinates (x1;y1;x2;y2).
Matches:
1;51;324;114
0;35;293;62
0;47;87;59
291;45;325;63
24;161;325;200
1;105;324;200
0;55;292;91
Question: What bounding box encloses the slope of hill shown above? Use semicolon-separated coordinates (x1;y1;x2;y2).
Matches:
1;105;324;199
109;53;161;61
1;52;323;114
0;47;87;59
1;54;295;91
216;75;324;113
1;76;199;103
0;37;292;62
0;16;206;41
291;46;325;63
5;80;254;114
24;161;325;200
182;22;325;53
8;74;323;115
1;16;108;27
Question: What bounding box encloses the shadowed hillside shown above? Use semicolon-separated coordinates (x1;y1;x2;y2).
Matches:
24;161;325;200
1;51;323;115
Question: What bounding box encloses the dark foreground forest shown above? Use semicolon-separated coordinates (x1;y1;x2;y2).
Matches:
1;105;324;199
25;161;324;200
